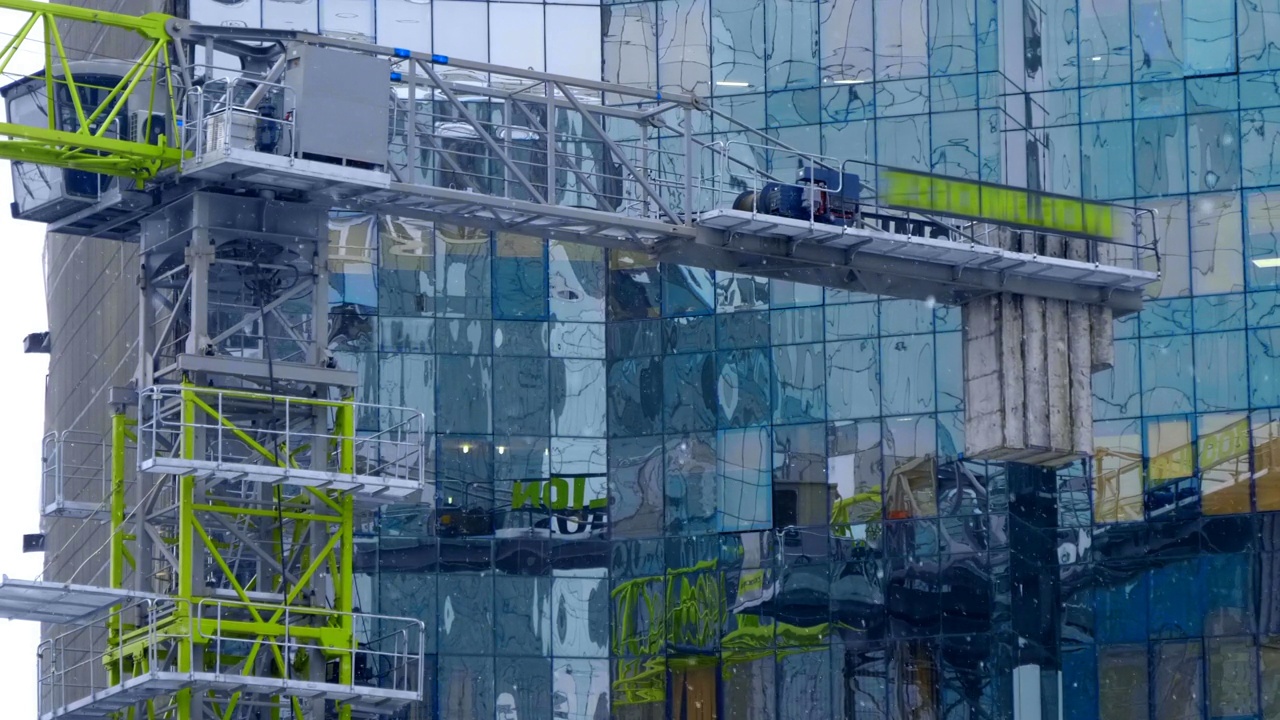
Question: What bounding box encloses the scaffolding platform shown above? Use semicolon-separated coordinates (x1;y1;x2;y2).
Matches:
137;386;429;505
0;579;158;624
137;457;425;502
41;672;419;720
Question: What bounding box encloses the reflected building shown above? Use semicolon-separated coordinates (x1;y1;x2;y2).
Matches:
39;0;1280;717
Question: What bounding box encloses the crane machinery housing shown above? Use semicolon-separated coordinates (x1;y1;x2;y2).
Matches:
0;1;1159;719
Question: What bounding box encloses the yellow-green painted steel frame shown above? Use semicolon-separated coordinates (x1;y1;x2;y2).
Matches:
0;0;184;179
101;384;362;720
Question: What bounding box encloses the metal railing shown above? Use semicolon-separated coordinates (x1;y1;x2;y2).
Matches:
137;385;427;493
179;78;298;169
41;431;113;518
194;598;426;698
37;596;424;719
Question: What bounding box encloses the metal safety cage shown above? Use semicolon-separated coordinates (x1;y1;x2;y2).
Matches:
136;385;428;503
41;431;108;521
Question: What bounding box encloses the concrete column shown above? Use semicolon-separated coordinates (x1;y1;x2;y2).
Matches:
962;231;1118;466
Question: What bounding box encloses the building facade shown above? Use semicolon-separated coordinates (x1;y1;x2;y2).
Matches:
40;0;1280;717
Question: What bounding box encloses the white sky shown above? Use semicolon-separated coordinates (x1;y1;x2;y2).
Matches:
0;4;59;716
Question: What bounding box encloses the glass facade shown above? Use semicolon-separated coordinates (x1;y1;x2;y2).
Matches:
188;0;1280;717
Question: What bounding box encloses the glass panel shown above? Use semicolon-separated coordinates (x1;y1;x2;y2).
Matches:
717;349;771;427
495;657;552;720
881;334;935;415
547;6;604;76
1135;116;1188;197
1239;0;1280;72
551;359;606;437
1189;112;1242;192
375;0;430;50
1154;641;1203;720
433;1;488;61
1191;193;1245;295
440;656;495;720
1195;331;1247;411
883;415;937;519
319;0;373;42
1132;0;1184;81
765;0;819;90
495;576;552;656
1185;0;1236;75
495;234;548;320
658;0;712;95
928;0;976;76
1097;645;1149;718
719;427;773;531
604;3;659;92
829;420;884;528
379;216;435;315
826;339;880;421
608;357;663;438
1094;419;1143;523
819;0;873;84
494;357;550;436
552;659;609;719
1080;0;1132;86
329;214;378;311
1250;328;1280;408
1081;121;1135;200
875;0;928;79
1247;189;1280;289
440;573;495;655
1262;638;1280;718
772;343;826;424
552;576;609;658
1254;409;1280;511
1200;412;1252;515
723;653;776;717
666;433;718;533
438;355;492;434
264;0;318;32
489;4;545;70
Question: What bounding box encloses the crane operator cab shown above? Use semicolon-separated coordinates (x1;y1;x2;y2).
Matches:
2;60;169;224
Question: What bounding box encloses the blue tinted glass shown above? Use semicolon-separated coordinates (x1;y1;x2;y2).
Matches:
1184;0;1236;75
1082;121;1135;199
717;348;772;427
664;353;717;432
1193;293;1247;331
772;343;826;423
719;427;772;530
494;234;548;319
1249;328;1280;406
1141;334;1195;415
1188;112;1242;192
1196;331;1248;411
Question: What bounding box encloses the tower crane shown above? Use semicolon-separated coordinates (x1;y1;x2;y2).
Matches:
0;1;1159;719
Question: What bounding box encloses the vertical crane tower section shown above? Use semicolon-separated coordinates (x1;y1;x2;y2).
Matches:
0;1;1158;719
0;3;429;720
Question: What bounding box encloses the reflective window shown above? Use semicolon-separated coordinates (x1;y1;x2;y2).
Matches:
1191;192;1245;294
